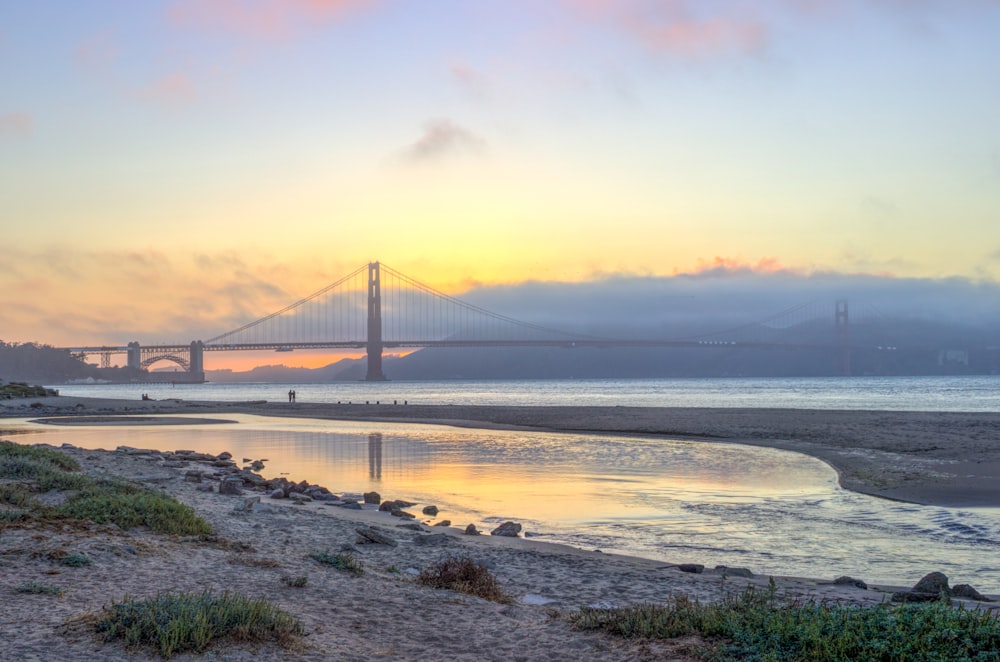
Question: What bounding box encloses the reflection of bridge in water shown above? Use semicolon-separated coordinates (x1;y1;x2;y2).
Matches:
61;261;874;381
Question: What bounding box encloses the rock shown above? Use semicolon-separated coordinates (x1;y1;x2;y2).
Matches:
234;497;261;512
378;500;396;512
396;523;425;531
218;478;243;495
237;469;268;488
394;499;416;508
912;571;950;596
363;491;381;504
952;584;993;601
355;526;398;547
422;505;439;516
464;524;480;535
250;460;265;471
269;488;285;499
196;484;215;493
184;471;203;483
433;520;452;527
336;502;363;510
490;521;522;537
212;459;236;468
391;510;415;519
677;564;705;574
715;566;754;578
288;493;312;504
832;575;868;589
217;451;233;461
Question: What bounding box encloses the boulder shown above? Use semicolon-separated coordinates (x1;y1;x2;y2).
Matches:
715;565;754;578
269;488;285;499
218;478;243;495
677;564;704;574
183;471;203;483
490;521;522;537
952;584;993;602
912;571;950;596
363;491;381;504
433;520;452;527
464;524;480;535
422;505;439;516
217;451;233;461
832;576;868;590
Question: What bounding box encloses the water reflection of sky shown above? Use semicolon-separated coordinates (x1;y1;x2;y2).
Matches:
5;414;1000;590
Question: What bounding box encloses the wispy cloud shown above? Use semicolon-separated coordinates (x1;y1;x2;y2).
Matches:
0;112;32;137
137;73;198;105
168;0;377;38
565;0;769;59
400;119;486;164
75;33;119;69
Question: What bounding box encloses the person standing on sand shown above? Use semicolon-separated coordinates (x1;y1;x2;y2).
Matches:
288;390;293;403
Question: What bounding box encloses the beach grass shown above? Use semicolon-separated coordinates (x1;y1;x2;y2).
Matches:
0;441;211;536
571;582;1000;661
417;555;512;604
309;550;364;575
94;591;303;659
15;581;65;596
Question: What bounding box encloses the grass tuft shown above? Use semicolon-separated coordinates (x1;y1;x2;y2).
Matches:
16;581;65;596
417;555;511;604
571;584;1000;661
59;553;92;567
0;442;211;536
94;591;302;659
309;551;364;576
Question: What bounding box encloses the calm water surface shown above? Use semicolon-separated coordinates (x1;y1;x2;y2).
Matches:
5;409;999;591
52;375;1000;411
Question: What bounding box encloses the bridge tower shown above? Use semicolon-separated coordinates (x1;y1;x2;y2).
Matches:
127;342;142;371
365;262;387;381
189;341;205;382
835;299;850;376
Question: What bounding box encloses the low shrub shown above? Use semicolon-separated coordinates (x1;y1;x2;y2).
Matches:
94;591;302;658
53;489;212;536
571;584;1000;661
417;555;511;604
281;575;308;588
59;553;92;567
309;551;363;576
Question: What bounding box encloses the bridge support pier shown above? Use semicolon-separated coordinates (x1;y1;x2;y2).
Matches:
127;342;142;371
365;262;387;381
189;340;205;382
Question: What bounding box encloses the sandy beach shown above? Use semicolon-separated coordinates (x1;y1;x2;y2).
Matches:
1;395;999;660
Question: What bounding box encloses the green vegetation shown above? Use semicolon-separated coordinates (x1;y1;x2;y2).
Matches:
309;550;364;576
417;555;511;604
0;381;58;399
59;553;92;567
15;581;65;596
280;575;308;588
571;584;1000;662
94;591;302;659
0;441;211;536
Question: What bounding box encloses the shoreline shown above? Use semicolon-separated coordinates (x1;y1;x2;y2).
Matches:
3;395;1000;508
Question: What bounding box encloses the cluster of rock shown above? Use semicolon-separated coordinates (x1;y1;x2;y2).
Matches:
891;571;993;604
118;445;527;540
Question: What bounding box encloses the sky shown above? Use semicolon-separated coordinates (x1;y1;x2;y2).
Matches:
2;1;999;370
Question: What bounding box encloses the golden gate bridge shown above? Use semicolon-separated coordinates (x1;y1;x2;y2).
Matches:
61;261;860;381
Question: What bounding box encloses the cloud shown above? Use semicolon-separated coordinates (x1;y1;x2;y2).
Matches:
564;0;769;59
168;0;376;38
451;63;491;102
75;33;119;69
137;73;198;105
0;112;32;137
400;119;486;164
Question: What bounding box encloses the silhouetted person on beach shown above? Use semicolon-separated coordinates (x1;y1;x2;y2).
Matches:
288;390;293;403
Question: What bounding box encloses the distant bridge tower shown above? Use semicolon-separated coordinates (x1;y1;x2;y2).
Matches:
127;342;142;371
365;262;387;381
835;299;850;376
189;341;204;382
